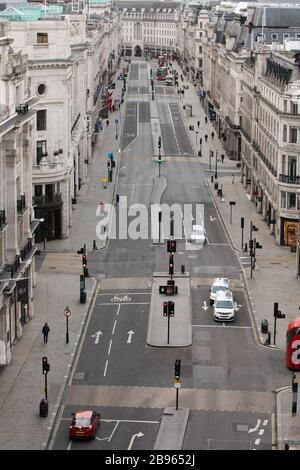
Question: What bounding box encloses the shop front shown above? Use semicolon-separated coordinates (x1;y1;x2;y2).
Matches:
280;213;299;247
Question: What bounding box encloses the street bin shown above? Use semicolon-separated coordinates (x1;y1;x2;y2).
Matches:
80;289;86;304
39;399;48;417
214;182;218;190
261;319;268;334
181;264;185;274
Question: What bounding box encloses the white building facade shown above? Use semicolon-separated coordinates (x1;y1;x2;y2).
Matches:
0;23;38;365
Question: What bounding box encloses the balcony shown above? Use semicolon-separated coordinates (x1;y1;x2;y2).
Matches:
0;210;7;232
33;193;62;208
17;195;26;214
20;238;33;262
279;174;300;185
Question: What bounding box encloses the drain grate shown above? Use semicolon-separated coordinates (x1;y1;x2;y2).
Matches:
73;372;86;381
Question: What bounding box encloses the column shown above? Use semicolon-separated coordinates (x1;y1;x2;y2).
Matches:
5;144;18;263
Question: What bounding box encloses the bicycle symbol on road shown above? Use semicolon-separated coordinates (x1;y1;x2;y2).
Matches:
110;295;131;302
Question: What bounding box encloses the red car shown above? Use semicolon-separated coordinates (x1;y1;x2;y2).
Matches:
69;410;100;440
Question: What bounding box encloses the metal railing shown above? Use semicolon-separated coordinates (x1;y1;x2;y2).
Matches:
33;193;62;207
17;195;26;214
279;174;300;185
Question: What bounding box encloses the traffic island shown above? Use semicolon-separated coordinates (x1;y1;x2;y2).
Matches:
147;273;192;347
151;176;167;244
154;407;190;450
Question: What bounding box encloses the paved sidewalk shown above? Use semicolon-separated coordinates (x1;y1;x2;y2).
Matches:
0;64;126;449
276;387;300;450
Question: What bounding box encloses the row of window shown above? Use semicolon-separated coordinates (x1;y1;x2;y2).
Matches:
272;32;300;40
281;191;297;210
283;125;298;144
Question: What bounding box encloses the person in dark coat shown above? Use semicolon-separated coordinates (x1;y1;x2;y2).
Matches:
197;120;200;128
221;154;225;163
211;131;215;140
106;119;109;126
204;134;208;142
205;116;208;124
42;323;50;343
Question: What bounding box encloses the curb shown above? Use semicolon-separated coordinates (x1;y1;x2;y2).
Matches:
45;278;98;450
154;407;190;450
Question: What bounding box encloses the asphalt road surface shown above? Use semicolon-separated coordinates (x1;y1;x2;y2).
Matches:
50;59;290;450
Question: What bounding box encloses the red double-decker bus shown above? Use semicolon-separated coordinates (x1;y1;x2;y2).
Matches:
157;66;167;81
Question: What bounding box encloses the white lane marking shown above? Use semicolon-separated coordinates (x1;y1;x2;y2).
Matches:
108;339;112;356
108;420;120;442
263;420;268;427
207;243;230;246
259;429;264;436
61;417;159;424
117;304;121;316
131;184;135;201
168;104;180;154
67;440;72;451
248;419;261;433
202;301;209;311
192;324;252;329
91;330;103;344
99;292;151;297
112;320;117;335
104;360;108;377
98;302;150;306
254;439;261;446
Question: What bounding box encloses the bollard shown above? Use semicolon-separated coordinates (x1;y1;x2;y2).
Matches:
211;175;214;183
214;182;218;190
264;332;271;345
39;399;48;417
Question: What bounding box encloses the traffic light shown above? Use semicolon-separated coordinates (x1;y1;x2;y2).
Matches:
249;239;254;255
158;136;161;149
241;217;244;229
169;254;174;275
274;302;285;319
82;254;88;277
174;359;181;379
77;247;84;254
42;357;50;374
163;301;168;317
167;240;176;253
256;241;262;249
252;224;258;232
168;301;175;317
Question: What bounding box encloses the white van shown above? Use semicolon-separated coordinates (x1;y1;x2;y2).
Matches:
213;290;235;322
210;278;229;306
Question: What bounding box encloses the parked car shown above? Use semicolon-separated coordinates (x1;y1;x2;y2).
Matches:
190;224;207;244
69;410;100;440
213;290;235;322
210;278;229;306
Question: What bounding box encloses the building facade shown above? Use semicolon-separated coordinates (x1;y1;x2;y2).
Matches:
116;1;180;58
0;24;38;365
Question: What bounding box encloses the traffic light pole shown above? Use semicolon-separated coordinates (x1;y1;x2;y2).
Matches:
167;314;170;345
273;315;277;346
176;387;179;410
66;315;69;344
44;372;48;400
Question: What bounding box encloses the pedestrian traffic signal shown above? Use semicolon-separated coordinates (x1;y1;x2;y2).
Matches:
174;359;181;379
169;254;174;275
274;302;285;319
42;356;50;374
241;217;244;229
167;240;176;253
163;301;168;317
158;136;161;149
168;301;175;317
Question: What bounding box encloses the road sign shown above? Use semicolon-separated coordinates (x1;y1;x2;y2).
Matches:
107;151;113;160
64;307;71;317
174;381;181;388
100;177;108;183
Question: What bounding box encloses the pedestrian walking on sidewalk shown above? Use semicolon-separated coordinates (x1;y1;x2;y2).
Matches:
116;194;120;206
106;119;110;127
205;116;208;124
221;154;224;163
197;120;200;129
42;323;50;344
232;174;235;184
211;131;215;140
204;134;208;142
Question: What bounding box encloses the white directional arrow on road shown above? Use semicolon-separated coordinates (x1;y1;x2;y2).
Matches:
210;215;217;222
248;419;261;433
202;301;209;311
91;331;103;344
127;432;144;450
127;330;135;343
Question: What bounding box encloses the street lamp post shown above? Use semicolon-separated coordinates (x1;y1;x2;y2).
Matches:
215;149;218;179
209;150;213;171
195;131;199;148
64;306;71;344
